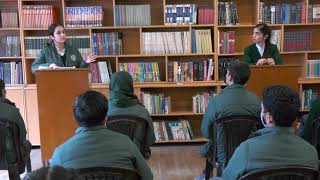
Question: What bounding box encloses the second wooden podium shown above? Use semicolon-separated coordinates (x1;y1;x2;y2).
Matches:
35;68;89;164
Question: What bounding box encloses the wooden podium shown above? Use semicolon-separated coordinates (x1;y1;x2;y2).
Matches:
246;65;301;97
35;68;89;163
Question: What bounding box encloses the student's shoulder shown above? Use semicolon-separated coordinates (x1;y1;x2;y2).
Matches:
244;43;256;52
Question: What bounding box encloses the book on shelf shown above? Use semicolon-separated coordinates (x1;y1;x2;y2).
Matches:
153;120;195;141
115;5;150;26
67;35;91;58
65;6;103;27
0;10;19;28
308;4;320;23
142;31;190;54
218;30;235;54
198;6;214;24
218;1;239;25
307;59;320;78
259;2;306;24
191;29;213;54
192;91;216;113
139;92;170;115
270;29;281;51
0;36;20;57
301;89;318;110
165;4;197;25
22;5;57;28
168;58;214;82
284;31;311;52
92;32;123;55
218;57;238;81
0;61;23;84
88;61;113;84
119;62;160;83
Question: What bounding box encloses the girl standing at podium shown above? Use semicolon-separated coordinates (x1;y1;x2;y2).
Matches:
243;23;282;65
31;23;96;72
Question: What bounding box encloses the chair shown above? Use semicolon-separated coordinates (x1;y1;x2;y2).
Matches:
0;118;32;180
106;115;149;159
310;116;320;157
238;165;319;180
205;115;259;180
77;166;141;180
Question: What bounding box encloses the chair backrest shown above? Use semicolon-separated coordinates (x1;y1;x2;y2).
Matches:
106;115;147;152
0;118;25;173
210;115;259;166
238;166;319;180
77;166;141;180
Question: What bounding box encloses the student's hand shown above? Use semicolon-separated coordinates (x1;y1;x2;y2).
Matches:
49;63;59;69
85;54;97;64
256;58;267;66
266;58;275;65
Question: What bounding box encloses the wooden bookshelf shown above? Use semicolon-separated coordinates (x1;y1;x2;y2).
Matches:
0;0;318;144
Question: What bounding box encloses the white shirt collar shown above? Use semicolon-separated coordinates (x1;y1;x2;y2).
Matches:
256;43;265;57
55;46;65;56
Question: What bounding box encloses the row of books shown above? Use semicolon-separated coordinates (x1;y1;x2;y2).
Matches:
22;5;57;28
88;61;113;84
308;4;320;23
218;57;238;81
218;30;235;54
0;36;20;57
283;31;311;52
115;5;150;26
191;29;213;54
218;1;239;25
1;10;19;28
65;6;103;27
307;59;320;78
168;58;214;82
24;36;90;58
139;92;170;114
153;120;195;141
301;89;318;110
142;32;189;55
165;4;197;25
259;2;306;24
192;92;215;113
118;62;160;83
198;7;215;25
0;61;23;84
92;32;123;55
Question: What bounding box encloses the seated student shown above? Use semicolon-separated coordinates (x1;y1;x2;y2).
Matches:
50;90;153;180
23;165;80;180
107;71;156;158
300;96;320;156
200;61;261;161
0;79;32;165
243;23;282;65
222;85;319;180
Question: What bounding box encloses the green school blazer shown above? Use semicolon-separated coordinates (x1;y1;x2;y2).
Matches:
243;43;282;65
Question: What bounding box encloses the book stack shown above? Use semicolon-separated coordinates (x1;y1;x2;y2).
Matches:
218;1;239;25
115;5;150;26
218;30;235;54
192;92;216;113
0;61;23;84
301;89;318;110
67;35;91;59
140;92;170;114
284;31;311;52
22;5;57;28
92;32;123;55
167;58;214;82
307;59;320;78
218;57;238;81
191;29;213;53
118;62;160;82
88;61;113;84
165;4;197;25
308;4;320;23
198;7;214;24
1;10;19;28
0;36;21;57
153;120;195;141
65;6;103;27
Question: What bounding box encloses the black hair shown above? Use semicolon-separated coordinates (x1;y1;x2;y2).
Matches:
254;23;271;47
0;79;5;97
262;85;300;127
23;166;81;180
73;90;108;127
227;60;251;85
48;23;64;45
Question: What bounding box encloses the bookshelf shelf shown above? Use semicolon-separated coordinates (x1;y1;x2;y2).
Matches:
23;28;48;31
0;28;20;31
135;81;223;88
151;112;204;116
218;24;255;28
0;57;22;59
218;52;244;56
155;138;207;144
298;78;320;84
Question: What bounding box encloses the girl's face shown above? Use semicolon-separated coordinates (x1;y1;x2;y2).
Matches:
51;26;66;44
252;27;267;44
